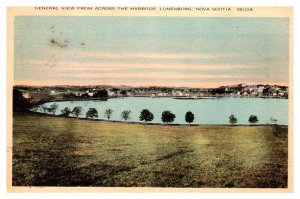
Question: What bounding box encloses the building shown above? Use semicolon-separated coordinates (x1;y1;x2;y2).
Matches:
22;92;31;99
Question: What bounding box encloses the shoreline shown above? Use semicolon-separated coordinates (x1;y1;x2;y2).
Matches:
22;111;288;127
34;95;288;105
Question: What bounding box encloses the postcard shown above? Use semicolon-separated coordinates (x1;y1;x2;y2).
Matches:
6;6;293;192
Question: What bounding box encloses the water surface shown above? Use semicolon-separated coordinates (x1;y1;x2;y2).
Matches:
41;97;288;125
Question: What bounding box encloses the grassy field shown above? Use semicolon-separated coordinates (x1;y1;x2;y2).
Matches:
12;112;288;188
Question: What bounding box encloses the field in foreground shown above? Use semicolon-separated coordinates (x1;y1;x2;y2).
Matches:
12;113;288;188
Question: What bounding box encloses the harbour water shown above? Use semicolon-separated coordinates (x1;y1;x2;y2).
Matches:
40;97;288;125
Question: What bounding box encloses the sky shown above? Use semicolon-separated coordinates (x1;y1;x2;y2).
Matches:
14;16;289;88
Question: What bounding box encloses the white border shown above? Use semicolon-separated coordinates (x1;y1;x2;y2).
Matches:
1;0;299;199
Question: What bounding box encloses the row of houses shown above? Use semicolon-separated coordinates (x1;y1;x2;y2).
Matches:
19;84;289;100
230;84;288;97
147;84;288;98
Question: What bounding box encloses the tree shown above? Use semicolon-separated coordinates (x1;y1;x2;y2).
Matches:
41;105;48;114
121;110;131;122
81;93;90;98
120;90;127;96
86;108;98;119
263;85;271;95
185;111;194;125
229;114;237;125
104;109;113;120
139;109;154;123
13;88;31;112
61;107;71;117
249;115;258;124
72;106;83;118
94;89;108;98
161;110;176;125
270;117;277;124
48;103;58;115
30;105;40;112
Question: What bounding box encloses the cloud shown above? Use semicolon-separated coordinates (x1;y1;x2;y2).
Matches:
72;52;218;60
20;59;262;72
56;72;259;80
14;79;288;88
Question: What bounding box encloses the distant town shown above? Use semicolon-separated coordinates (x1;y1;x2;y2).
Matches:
15;83;288;103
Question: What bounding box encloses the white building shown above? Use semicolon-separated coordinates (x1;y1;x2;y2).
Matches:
22;92;30;99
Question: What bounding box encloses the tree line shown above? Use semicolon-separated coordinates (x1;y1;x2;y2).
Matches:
38;103;260;125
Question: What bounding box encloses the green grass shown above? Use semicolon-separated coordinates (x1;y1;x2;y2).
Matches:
12;112;288;188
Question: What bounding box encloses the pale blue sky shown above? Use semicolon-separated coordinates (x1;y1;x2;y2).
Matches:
14;16;289;87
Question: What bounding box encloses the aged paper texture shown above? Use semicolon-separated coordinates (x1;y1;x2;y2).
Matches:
7;7;293;192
